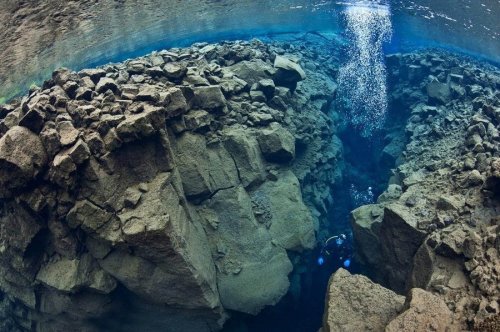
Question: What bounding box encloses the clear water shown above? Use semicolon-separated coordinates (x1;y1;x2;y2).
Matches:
0;1;499;331
337;2;392;136
1;0;499;100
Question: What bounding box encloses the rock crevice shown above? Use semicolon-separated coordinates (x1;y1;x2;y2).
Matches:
348;51;500;330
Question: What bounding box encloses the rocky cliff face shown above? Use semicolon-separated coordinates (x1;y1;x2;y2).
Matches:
0;38;341;331
343;52;500;331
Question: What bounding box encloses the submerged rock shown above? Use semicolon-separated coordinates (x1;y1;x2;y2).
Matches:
273;55;306;90
255;171;315;251
164;62;187;80
192;86;227;111
351;204;384;268
223;127;266;188
3;35;496;332
0;126;47;197
385;288;458;332
323;270;459;332
322;269;405;332
173;132;239;199
199;186;293;315
95;77;119;94
36;254;117;294
0;38;342;330
257;123;296;163
426;80;451;104
229;59;273;85
380;203;428;290
351;50;500;330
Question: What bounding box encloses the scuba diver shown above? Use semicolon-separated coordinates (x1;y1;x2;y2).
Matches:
317;233;352;269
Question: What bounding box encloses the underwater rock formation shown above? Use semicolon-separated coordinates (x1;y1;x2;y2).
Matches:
322;268;405;332
349;51;500;330
322;269;459;332
385;288;459;332
1;24;499;331
0;39;342;331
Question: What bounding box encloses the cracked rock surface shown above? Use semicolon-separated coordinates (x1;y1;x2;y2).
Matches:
0;37;342;331
337;52;500;331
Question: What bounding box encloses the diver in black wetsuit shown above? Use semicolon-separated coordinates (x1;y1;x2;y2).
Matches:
317;233;352;269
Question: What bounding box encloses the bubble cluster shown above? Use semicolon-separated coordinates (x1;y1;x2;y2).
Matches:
349;183;375;206
337;2;393;137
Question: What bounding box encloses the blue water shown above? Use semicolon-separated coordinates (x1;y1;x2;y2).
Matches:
43;1;500;68
1;0;499;100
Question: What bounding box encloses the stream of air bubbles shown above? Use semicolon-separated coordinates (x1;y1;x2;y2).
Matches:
337;1;393;136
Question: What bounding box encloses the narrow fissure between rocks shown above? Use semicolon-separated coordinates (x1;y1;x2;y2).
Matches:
221;69;414;332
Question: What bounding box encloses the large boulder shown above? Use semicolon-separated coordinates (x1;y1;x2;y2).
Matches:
385;288;458;332
95;77;119;94
116;105;165;143
100;172;220;310
48;150;77;189
79;68;106;83
257;79;276;99
198;186;293;315
164;87;188;118
164;62;187;80
48;139;91;189
0;201;43;254
173;132;239;200
67;199;113;233
135;85;160;103
56;121;80;146
253;171;315;251
257;123;295;163
19;108;45;133
228;59;273;85
184;110;212;131
0;126;47;196
379;203;428;292
36;254;116;294
273;56;306;90
191;86;226;111
223;128;266;188
322;268;405;332
351;204;384;267
426;81;451;105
